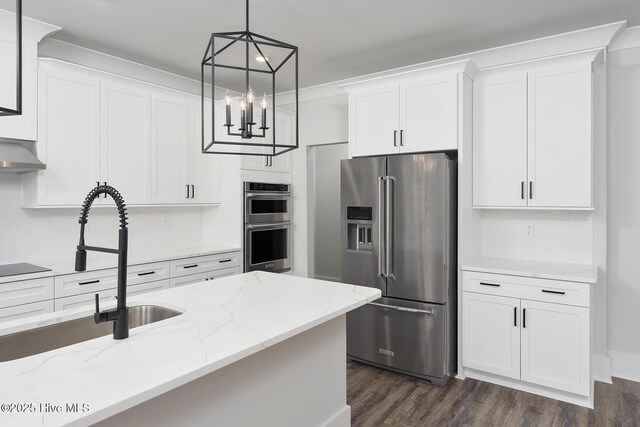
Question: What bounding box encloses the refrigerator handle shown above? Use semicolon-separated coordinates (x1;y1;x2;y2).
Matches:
378;176;386;277
385;176;394;278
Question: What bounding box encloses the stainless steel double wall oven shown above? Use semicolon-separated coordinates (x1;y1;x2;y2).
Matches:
243;182;292;273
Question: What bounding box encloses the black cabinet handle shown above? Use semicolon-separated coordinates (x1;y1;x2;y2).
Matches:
529;181;533;199
480;282;500;287
393;130;397;147
523;308;526;328
79;279;100;286
514;306;517;326
191;185;195;199
400;130;404;146
137;271;156;277
521;182;525;199
542;289;565;295
219;259;232;263
183;264;198;269
186;185;190;199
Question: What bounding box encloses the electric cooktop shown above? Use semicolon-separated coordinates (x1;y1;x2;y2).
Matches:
0;263;51;278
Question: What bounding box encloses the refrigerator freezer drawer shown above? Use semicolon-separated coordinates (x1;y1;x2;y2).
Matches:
347;297;448;382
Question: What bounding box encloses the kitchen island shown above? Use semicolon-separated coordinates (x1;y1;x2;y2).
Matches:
0;272;380;426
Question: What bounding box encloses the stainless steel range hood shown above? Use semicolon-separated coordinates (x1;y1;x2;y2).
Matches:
0;139;45;174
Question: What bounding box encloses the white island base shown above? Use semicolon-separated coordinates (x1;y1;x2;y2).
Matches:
98;316;350;427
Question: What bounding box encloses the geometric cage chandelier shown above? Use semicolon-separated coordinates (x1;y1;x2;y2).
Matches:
0;0;22;117
200;0;299;157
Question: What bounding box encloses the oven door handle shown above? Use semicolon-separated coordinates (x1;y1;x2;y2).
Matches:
246;222;291;229
246;192;291;198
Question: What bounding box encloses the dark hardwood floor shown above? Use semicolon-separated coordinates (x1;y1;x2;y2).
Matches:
347;362;640;426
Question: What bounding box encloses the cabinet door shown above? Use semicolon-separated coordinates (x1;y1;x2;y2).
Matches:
101;81;151;205
473;72;528;206
266;110;293;173
527;63;592;207
349;85;400;157
190;101;222;204
0;38;37;140
399;75;457;153
151;93;190;204
462;292;521;379
37;64;101;205
520;299;589;395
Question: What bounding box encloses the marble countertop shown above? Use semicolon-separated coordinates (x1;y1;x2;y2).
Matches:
0;271;380;426
0;245;241;285
461;257;598;284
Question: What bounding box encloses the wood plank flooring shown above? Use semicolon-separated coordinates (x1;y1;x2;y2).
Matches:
347;362;640;426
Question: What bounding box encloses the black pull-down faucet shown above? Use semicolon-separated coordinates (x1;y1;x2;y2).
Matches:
75;184;129;340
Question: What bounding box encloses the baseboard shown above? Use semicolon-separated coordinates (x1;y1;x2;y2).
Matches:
321;406;351;427
592;352;612;384
609;350;640;382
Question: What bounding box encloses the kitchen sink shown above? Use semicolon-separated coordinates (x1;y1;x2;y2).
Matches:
0;305;183;363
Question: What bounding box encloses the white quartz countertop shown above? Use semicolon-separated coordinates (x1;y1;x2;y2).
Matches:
0;272;380;426
0;245;241;284
461;257;598;284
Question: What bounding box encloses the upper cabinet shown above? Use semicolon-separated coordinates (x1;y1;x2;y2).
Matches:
0;11;59;141
473;51;601;209
23;59;223;207
342;61;477;158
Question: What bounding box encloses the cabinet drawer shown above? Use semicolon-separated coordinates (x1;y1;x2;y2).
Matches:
0;277;54;309
128;279;170;297
462;271;590;308
169;252;239;278
0;301;55;323
170;267;239;288
55;288;117;312
55;262;171;298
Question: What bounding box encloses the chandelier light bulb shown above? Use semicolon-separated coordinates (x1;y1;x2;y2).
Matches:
240;96;246;111
225;90;231;106
261;93;267;109
247;87;255;104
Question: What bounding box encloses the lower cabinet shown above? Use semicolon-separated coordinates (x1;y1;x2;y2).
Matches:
461;271;591;398
170;267;239;288
0;301;54;323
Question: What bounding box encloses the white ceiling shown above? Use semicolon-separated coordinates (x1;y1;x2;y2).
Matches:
2;0;639;89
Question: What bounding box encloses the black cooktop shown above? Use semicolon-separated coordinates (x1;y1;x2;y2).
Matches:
0;263;52;278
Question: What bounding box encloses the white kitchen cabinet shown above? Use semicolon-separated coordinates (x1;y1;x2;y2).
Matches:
28;61;101;206
0;277;54;309
189;101;222;204
0;11;58;141
348;85;399;157
101;80;151;205
0;300;54;323
520;299;589;395
472;53;598;209
169;267;239;287
399;75;457;153
462;292;521;380
240;108;293;173
461;270;592;400
473;71;528;206
150;92;190;204
527;63;592;208
343;62;475;158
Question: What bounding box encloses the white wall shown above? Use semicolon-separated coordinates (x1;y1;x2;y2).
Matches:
607;43;640;381
283;94;348;277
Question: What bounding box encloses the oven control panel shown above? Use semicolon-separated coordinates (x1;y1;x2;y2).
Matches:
245;182;290;192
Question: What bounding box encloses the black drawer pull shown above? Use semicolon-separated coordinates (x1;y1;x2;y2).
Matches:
79;279;100;286
219;259;232;263
183;264;199;269
137;271;156;277
542;289;565;295
523;308;526;328
480;282;500;287
514;306;517;327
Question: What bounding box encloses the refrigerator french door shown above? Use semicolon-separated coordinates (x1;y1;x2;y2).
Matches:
341;153;457;385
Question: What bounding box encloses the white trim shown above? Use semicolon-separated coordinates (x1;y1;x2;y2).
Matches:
276;21;626;104
592;352;612;384
609;25;640;51
609;350;640;382
320;406;351;427
0;8;60;42
463;368;594;408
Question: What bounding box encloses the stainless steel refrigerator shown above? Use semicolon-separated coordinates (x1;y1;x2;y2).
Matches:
340;152;457;385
